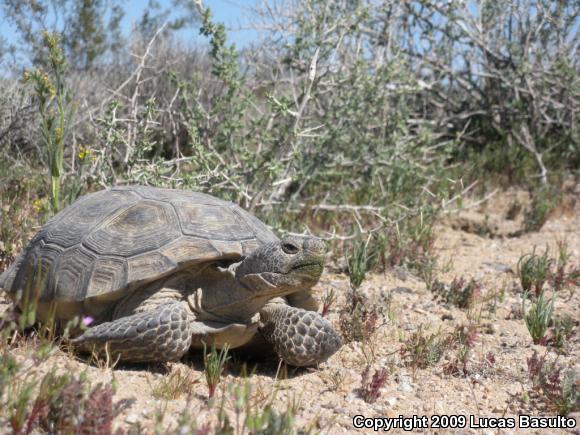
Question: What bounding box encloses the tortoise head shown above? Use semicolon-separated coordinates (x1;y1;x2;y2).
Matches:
187;236;326;324
235;236;326;296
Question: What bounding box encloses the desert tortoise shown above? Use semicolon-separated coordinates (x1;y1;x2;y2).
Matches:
0;186;341;366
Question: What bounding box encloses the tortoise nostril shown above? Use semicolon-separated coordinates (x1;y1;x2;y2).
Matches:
282;242;300;255
304;238;326;254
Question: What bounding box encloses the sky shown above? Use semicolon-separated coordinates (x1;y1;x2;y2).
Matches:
0;0;261;54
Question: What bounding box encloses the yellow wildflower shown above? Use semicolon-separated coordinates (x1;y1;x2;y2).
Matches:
78;145;91;161
32;198;44;213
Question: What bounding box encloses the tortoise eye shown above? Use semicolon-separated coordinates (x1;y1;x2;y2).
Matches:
282;242;299;254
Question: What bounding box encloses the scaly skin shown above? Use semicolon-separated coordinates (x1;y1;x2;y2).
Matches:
71;302;193;363
259;303;342;366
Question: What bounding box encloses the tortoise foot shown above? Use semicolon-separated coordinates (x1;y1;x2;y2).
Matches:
259;304;341;367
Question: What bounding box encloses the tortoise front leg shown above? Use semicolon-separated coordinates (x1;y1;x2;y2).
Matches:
259;303;342;367
71;302;194;363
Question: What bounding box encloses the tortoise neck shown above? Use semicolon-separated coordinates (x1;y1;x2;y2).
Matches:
182;265;284;324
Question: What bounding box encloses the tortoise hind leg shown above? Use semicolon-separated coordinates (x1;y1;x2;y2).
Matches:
259;303;342;367
71;302;194;363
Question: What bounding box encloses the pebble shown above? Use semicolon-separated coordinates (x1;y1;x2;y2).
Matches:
482;262;513;273
392;286;413;294
385;397;397;407
398;381;413;393
413;308;429;315
346;392;358;402
125;413;139;424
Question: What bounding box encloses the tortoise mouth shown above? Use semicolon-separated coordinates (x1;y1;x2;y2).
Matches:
291;262;322;270
289;262;323;277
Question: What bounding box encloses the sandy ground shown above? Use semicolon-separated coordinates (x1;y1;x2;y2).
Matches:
1;189;579;434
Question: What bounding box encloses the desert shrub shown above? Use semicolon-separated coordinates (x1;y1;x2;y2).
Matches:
0;1;575;254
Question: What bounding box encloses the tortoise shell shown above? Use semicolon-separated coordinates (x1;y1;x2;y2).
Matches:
1;186;278;310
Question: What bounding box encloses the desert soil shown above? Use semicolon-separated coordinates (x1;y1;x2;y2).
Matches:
1;188;579;434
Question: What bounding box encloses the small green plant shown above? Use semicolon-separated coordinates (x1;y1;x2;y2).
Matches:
517;243;578;300
244;401;297;435
339;290;382;343
319;368;349;392
555;239;569;270
212;378;298;435
552;239;568;292
346;237;377;290
150;366;199;400
485;280;507;315
551;239;580;295
7;377;38;434
15;260;46;332
153;402;170;434
522;291;555;345
454;325;477;373
556;370;578;416
527;351;578;415
1;363;121;434
321;288;336;317
549;315;575;350
430;277;482;309
443;324;479;376
0;163;48;263
417;255;438;290
203;344;230;400
386;212;437;271
171;403;211;434
400;326;450;378
42;373;119;433
22;32;74;214
517;247;553;296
